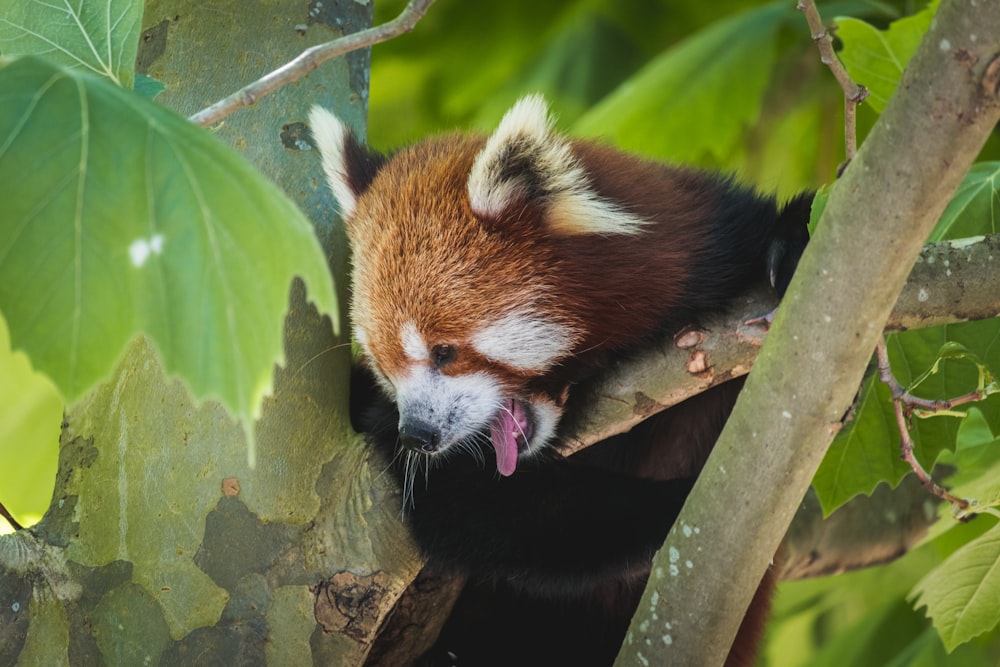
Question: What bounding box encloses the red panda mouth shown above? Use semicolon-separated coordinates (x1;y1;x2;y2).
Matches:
489;399;532;477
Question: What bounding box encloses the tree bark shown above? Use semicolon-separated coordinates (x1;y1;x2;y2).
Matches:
615;2;1000;665
0;2;423;665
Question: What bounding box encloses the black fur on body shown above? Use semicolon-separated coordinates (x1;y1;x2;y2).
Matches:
350;186;809;666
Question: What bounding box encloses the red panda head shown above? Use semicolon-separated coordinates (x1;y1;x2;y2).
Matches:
310;96;653;477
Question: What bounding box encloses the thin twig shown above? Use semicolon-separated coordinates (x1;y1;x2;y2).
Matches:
902;389;984;414
188;0;437;128
797;0;868;164
875;340;971;514
0;499;24;531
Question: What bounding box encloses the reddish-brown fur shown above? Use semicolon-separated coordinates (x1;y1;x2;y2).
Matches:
313;97;810;666
349;132;729;395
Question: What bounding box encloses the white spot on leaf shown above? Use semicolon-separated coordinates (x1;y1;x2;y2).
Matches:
129;234;165;267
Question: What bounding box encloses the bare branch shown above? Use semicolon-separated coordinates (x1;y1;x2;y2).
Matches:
188;0;437;128
797;0;869;164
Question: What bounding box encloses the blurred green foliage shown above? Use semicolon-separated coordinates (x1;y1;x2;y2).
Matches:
369;0;917;197
0;316;60;530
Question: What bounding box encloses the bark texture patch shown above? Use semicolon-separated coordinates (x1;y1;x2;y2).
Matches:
313;571;392;641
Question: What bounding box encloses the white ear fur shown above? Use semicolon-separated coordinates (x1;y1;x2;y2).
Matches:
467;95;649;235
309;105;359;218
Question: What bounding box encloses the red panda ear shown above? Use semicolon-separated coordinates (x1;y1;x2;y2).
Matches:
309;106;387;219
466;95;648;235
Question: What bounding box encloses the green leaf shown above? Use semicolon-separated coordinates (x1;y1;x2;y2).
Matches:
955;407;997;453
813;373;909;514
133;73;165;100
0;0;142;89
890;322;1000;464
573;3;788;165
933;408;1000;514
0;310;60;529
835;2;938;114
0;56;338;449
912;523;1000;651
815;317;1000;515
928;162;1000;241
808;184;831;235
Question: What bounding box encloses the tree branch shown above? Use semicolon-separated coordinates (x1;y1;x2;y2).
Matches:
0;499;23;532
876;339;973;512
805;0;977;519
616;1;1000;664
797;0;869;165
565;233;1000;454
188;0;437;128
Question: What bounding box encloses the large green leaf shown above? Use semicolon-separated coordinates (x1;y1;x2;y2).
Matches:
928;162;1000;241
835;1;939;114
937;408;1000;512
0;0;142;89
0;56;338;448
812;373;907;514
912;523;1000;651
572;3;788;164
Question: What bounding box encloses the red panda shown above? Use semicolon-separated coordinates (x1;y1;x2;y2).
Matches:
310;95;811;666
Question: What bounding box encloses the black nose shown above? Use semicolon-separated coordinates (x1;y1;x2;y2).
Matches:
399;420;441;454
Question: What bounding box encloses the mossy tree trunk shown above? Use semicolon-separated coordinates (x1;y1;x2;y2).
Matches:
0;2;422;665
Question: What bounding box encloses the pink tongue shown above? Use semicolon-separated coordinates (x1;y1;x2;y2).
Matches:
490;401;523;477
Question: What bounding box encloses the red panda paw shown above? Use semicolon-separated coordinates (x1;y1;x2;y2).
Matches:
745;308;778;331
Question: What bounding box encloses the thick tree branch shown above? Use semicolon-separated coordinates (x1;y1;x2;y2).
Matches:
188;0;436;127
616;2;1000;665
565;233;1000;454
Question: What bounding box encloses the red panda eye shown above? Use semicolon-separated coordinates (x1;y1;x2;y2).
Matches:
431;344;456;368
